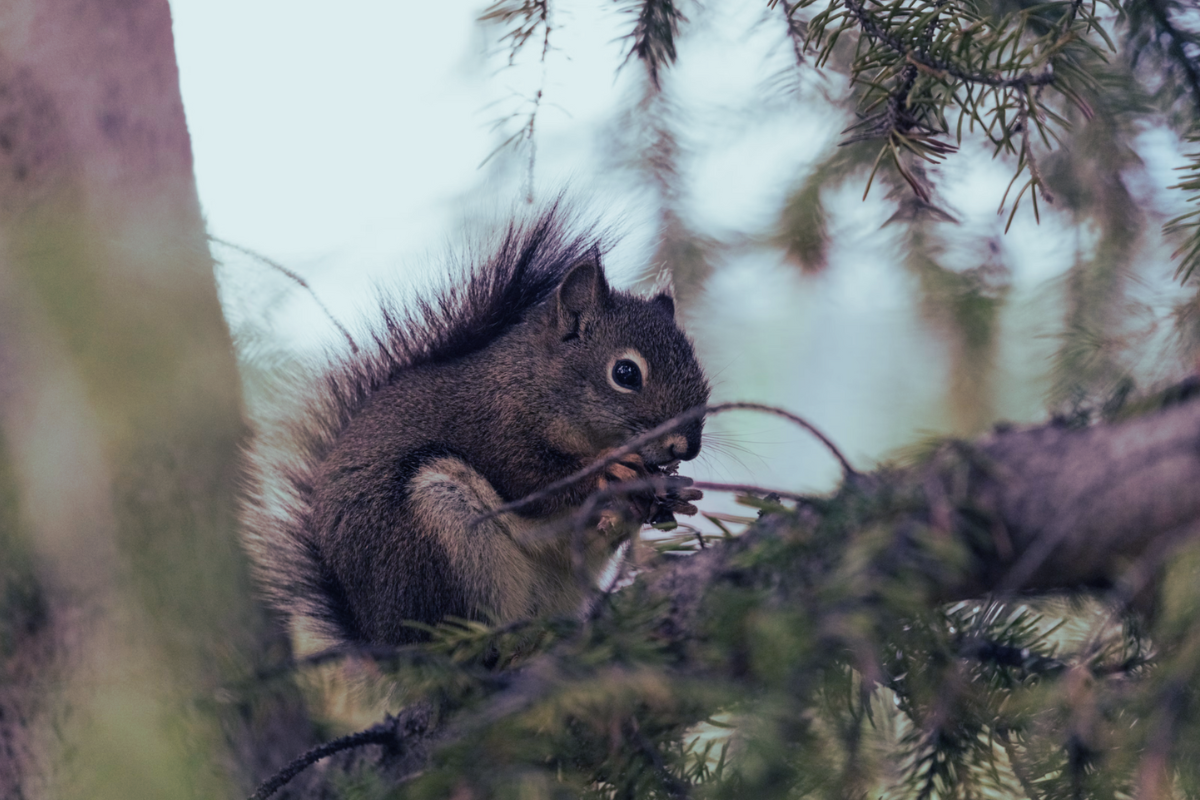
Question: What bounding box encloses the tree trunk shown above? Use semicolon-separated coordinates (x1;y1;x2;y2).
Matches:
0;1;308;796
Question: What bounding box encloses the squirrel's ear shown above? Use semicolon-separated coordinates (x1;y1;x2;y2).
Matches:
556;252;609;339
648;264;675;319
651;292;675;319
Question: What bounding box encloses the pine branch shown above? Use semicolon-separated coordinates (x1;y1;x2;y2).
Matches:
840;0;1059;91
618;0;688;88
248;706;430;800
249;392;1200;794
795;0;1112;212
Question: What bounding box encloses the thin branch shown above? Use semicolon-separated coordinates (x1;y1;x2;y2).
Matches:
692;480;811;502
472;402;857;525
248;712;425;800
211;236;359;354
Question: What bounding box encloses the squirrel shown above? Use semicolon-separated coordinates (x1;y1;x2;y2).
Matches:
240;207;710;655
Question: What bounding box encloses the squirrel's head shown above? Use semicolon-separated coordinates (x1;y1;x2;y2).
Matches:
530;252;710;466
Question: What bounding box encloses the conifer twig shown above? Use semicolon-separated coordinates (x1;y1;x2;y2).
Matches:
248;711;426;800
629;720;692;799
840;0;1058;91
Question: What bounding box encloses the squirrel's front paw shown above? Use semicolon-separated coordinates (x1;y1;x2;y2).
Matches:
596;451;657;523
594;451;704;526
597;452;648;488
647;475;703;523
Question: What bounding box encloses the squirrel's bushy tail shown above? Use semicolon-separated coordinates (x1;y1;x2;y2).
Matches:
239;202;606;652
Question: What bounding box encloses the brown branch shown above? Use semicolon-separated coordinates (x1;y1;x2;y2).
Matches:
947;398;1200;600
473;401;856;525
210;236;359;354
646;396;1200;644
249;707;430;800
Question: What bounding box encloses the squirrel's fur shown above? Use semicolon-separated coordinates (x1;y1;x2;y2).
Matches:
241;205;709;655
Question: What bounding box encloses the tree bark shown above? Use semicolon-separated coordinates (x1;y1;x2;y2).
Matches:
649;394;1200;644
944;397;1200;600
0;1;310;797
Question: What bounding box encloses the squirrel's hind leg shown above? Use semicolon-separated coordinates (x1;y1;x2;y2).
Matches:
407;456;574;624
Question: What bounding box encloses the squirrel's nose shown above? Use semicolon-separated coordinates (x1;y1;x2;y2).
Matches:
664;421;702;461
662;434;688;460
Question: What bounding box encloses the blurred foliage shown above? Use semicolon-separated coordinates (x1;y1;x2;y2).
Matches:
260;458;1200;799
0;432;45;666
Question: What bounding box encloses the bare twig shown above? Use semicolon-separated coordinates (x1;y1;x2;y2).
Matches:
248;710;427;800
211;236;359;354
472;401;855;525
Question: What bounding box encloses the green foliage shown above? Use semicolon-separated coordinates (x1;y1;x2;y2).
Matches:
264;454;1200;798
779;0;1115;215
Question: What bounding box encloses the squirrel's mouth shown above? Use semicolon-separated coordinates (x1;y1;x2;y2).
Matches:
643;458;681;476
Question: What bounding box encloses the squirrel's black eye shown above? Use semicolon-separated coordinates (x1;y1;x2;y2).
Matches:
611;359;642;391
607;349;648;394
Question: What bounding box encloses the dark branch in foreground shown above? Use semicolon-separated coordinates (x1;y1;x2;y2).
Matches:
474;401;857;525
249;707;430;800
249;725;393;800
252;395;1200;794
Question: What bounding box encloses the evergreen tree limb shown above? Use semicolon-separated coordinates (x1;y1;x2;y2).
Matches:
648;394;1200;643
1139;0;1200;116
248;706;431;800
618;0;688;88
250;393;1200;794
